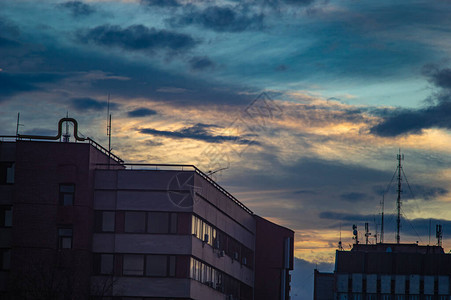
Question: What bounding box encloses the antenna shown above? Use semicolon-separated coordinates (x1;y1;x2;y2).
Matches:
381;194;385;243
396;149;404;244
374;217;378;244
15;112;24;138
436;224;443;247
352;224;359;245
338;223;343;251
106;94;112;161
365;222;371;245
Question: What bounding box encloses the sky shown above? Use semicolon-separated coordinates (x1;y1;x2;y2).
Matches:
2;0;451;298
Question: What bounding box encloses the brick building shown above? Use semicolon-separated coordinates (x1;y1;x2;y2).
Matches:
0;118;294;300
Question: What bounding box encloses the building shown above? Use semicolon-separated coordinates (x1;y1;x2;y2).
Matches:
314;243;451;300
0;118;294;300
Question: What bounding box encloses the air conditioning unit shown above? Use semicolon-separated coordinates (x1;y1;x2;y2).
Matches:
204;234;209;243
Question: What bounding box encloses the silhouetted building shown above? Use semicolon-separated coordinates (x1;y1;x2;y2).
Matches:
314;243;451;300
0;119;294;300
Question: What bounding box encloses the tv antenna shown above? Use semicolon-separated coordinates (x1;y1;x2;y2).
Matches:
352;224;359;245
106;93;112;161
15;112;24;138
436;224;443;247
338;223;343;250
206;166;229;178
396;149;404;244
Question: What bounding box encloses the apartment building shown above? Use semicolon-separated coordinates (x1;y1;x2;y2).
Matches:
314;243;451;300
0;118;294;300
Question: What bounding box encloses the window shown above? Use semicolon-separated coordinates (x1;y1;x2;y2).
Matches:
58;227;73;249
59;184;75;206
0;206;12;227
189;257;244;298
145;255;175;277
95;211;115;232
0;248;11;270
123;255;144;276
147;212;177;234
93;254;114;275
124;212;146;233
0;162;14;185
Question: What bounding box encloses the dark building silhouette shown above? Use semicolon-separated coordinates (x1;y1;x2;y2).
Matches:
314;243;451;300
0;120;293;300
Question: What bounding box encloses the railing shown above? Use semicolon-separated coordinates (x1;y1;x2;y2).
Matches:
96;163;254;215
0;135;124;164
86;138;124;164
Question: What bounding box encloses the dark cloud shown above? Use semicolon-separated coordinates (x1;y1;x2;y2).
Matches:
176;6;264;32
370;99;451;137
319;211;451;238
370;66;451;137
0;72;64;100
78;25;198;52
264;0;315;6
145;140;163;146
70;97;118;112
0;36;20;47
423;65;451;89
340;192;370;203
59;1;95;17
139;123;259;145
141;0;181;7
128;108;158;117
188;56;215;71
376;183;448;201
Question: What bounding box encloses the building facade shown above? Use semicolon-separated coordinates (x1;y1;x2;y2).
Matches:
0;124;294;300
314;243;451;300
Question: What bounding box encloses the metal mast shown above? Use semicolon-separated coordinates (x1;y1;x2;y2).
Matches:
396;149;404;244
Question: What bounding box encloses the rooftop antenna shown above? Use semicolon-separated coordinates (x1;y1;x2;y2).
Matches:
429;218;432;245
106;93;112;162
15;112;24;138
436;224;443;247
374;217;378;244
380;194;385;243
352;224;359;245
206;166;229;180
338;223;343;251
396;149;404;244
365;222;371;245
62;112;70;142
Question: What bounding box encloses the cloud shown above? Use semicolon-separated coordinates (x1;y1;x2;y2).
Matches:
0;72;64;100
423;65;451;89
369;97;451;137
340;192;371;203
59;1;95;17
70;97;118;112
175;6;264;32
128;108;158;117
319;211;451;238
263;0;316;7
188;56;215;71
139;123;259;145
78;25;198;52
141;0;181;7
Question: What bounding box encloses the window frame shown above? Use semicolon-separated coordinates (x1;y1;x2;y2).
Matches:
57;227;73;249
59;183;75;206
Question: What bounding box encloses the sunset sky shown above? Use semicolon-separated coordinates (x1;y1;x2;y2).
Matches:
2;1;451;294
